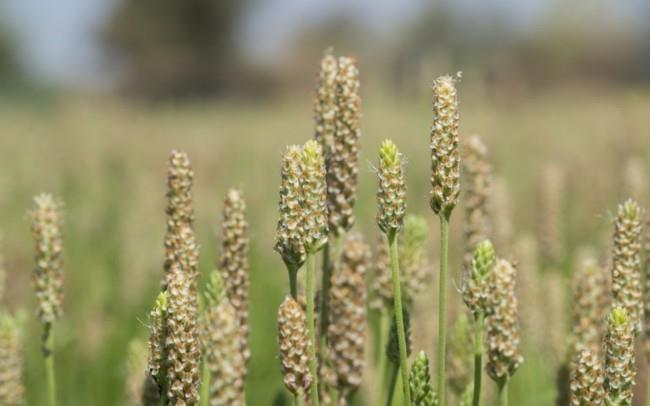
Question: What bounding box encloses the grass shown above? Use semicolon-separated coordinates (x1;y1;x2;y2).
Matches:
0;83;649;404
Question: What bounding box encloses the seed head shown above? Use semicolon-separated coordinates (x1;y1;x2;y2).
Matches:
387;307;411;366
409;351;438;406
430;74;461;219
538;162;565;267
377;140;407;235
202;271;246;405
604;307;635;405
569;348;605;406
462;135;492;271
164;150;195;287
275;145;306;269
165;265;201;404
645;216;650;359
314;48;338;153
571;257;609;357
30;193;64;323
326;233;369;394
325;56;362;236
0;312;24;406
277;296;312;395
300;140;328;253
462;239;496;317
218;187;251;365
611;199;644;335
125;339;159;406
485;259;523;382
147;292;167;386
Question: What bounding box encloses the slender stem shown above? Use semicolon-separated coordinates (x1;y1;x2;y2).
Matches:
377;310;391;403
437;216;449;406
385;363;399;406
42;322;57;406
387;230;412;406
288;264;299;299
295;389;305;406
305;252;320;406
472;313;484;406
497;379;508;406
646;366;650;406
319;241;331;337
200;355;210;406
330;387;340;405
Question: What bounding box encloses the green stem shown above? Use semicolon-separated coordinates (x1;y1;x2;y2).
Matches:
437;216;449;406
295;389;305;406
472;313;484;406
305;252;320;406
385;363;399;406
377;310;391;402
646;365;650;406
387;230;412;406
497;379;508;406
42;322;57;406
288;264;299;299
200;355;210;406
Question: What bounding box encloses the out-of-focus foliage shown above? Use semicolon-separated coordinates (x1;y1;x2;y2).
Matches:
103;0;249;98
0;22;18;81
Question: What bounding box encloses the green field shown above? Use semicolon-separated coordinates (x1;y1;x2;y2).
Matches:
1;83;649;405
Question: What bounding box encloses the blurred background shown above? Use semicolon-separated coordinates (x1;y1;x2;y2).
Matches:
0;0;649;405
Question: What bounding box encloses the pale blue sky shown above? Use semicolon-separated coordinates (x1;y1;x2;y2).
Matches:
0;0;646;85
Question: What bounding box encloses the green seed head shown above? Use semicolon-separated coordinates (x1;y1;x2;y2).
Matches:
462;239;495;316
275;145;306;269
611;198;643;335
147;291;168;383
377;139;407;234
430;73;461;219
604;306;636;405
300;140;329;253
409;351;438;406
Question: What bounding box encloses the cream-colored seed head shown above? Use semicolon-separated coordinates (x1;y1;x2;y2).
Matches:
462;135;492;272
300;140;329;253
147;291;167;387
376;140;407;235
30;193;64;323
275;145;306;269
326;233;369;395
611;199;643;335
314;49;338;155
604;307;635;405
0;312;25;406
430;74;461;219
218;188;251;365
485;259;523;382
202;271;246;405
571;257;609;357
369;235;392;311
325;56;362;236
165;265;201;405
277;296;312;395
164;150;195;288
569;348;605;406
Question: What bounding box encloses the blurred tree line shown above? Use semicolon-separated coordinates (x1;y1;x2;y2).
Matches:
103;0;253;98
